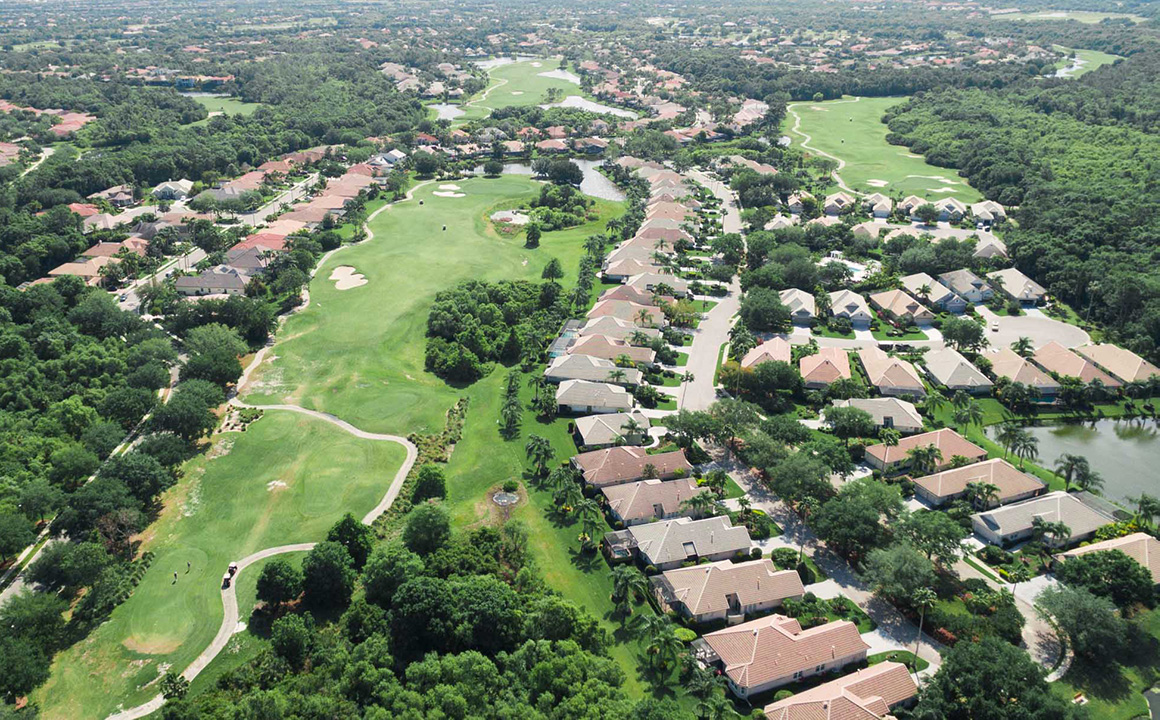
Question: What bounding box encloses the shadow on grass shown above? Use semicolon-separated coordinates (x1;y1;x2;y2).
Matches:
568;545;605;573
1066;659;1136;706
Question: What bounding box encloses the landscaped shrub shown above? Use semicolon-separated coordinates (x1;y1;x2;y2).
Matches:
979;545;1012;566
674;627;697;643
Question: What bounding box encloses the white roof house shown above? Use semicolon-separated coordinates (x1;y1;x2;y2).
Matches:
828;289;873;326
555;380;635;414
831;397;923;434
778;288;816;323
922;347;994;394
988;267;1046;304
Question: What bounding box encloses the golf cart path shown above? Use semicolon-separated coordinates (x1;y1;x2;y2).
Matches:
787;97;864;196
106;191;426;720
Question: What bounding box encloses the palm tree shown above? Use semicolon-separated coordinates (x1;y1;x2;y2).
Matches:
683;492;722;518
951;390;972;411
555;481;583;513
646;626;685;673
917;283;933;303
1053;453;1089;492
629;330;651;346
1008;564;1032;594
620;416;644;443
626;612;670;642
1134;493;1160;527
610;565;648;615
953;399;984;429
694;695;736;720
798;496;819;564
527;375;547;403
577;500;605;550
906;444;943;477
1031;517;1071;548
737;496;752;519
1011;430;1038;469
1074;466;1104;493
685;664;725;700
921;387;947;417
682;371;695;384
995;422;1021;459
911;586;937;679
606;369;627;384
1011;336;1034;357
880;428;901;447
635;308;653;327
965;481;1000;510
525;435;554;477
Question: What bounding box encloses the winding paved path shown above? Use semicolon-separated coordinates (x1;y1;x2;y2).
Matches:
786;97;865;196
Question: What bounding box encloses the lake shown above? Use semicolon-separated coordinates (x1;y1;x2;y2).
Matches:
472;159;626;202
539;95;637;119
989;419;1160;504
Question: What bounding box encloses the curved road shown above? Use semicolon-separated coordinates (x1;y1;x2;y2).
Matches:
786;97;865;196
106;191;424;720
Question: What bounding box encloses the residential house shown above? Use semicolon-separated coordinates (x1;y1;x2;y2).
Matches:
573;446;693;488
1058;533;1160;586
786;192;813;215
700;615;870;699
829;289;873;328
898;195;925;215
654;559;804;624
536;138;569;153
779;289;815;324
600;285;663;307
587;299;665;326
864;428;986;473
988;348;1060;400
173;266;249;296
938;269;993;304
824;192;856;216
89;184;135;207
741;337;792;369
575;412;651;449
800;348;852;389
762;662;918;720
869;289;934;326
971;200;1007;225
922;347;994;394
857;347;926;398
47;256;115;286
934;197;967;222
83;213;121;233
862;193;893;218
555;379;635;415
603;478;706;526
573;137;609;154
988;268;1046;305
901;272;966;313
579;316;661;343
972;491;1116;548
912;458;1045;508
223;246;276;274
1074;344;1160;384
974;234;1008;259
1031;341;1121;388
626;272;689;297
544;354;642;386
568;335;656;366
152;179;194;200
852;222;881;242
831;398;923;434
604;516;750;570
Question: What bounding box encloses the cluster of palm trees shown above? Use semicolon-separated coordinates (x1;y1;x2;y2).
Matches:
540;460;605;551
527;375;556;420
994;423;1039;469
500;371;523;438
1052;453;1103;493
964;480;1000;510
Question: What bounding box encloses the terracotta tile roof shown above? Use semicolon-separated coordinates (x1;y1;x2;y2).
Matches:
1060;532;1160;585
1032;341;1120;387
857;347;925;394
572;446;693;487
704;615;870;691
567;334;656;365
800;347;852;386
865;428;985;468
1074;344;1160;384
989;348;1059;392
913;458;1044;505
763;662;918;720
660;558;803;617
602;478;704;524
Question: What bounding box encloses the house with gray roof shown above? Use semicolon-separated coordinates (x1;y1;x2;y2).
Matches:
831;398;923;434
604;516;751;570
544;354;642;386
938;269;993;304
555;379;635;415
971;491;1116;548
778;288;815;324
575;411;650;449
988;268;1046;305
900;272;966;313
174;266;249;296
922;347;993;395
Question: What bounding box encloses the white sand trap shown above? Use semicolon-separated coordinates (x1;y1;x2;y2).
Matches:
810;106;828;111
903;153;923;158
491;209;530;225
537;69;581;84
267;480;287;491
510;91;524;96
930;187;957;193
532;61;543;67
866;179;890;187
433;191;466;198
438;184;461;190
329;265;367;290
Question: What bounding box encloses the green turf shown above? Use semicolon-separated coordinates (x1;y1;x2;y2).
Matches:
1051;45;1122;78
187;96;262;126
994;9;1146;23
784;96;982;202
34;414;405;720
871;327;928;341
447;60;632;125
1050;608;1159;719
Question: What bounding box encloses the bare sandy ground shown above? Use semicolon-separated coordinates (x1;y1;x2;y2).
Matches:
329;265;367;290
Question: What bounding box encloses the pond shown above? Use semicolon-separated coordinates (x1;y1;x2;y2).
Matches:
474;159;626;202
987;418;1160;504
472;54;540;71
539;95;637;119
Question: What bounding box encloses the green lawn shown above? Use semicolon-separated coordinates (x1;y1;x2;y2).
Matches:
994;9;1146;23
1051;608;1160;719
35;414;406;720
449;59;632;125
871;327;928;341
785;96;982;202
187;96;262;126
867;650;930;672
1051;45;1122;78
813;325;856;340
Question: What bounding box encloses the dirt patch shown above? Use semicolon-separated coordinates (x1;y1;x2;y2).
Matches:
510;91;524;96
206;436;235;460
123;635;183;655
329;265;367;290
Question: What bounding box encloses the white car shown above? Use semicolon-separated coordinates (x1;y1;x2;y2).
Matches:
991;321;999;332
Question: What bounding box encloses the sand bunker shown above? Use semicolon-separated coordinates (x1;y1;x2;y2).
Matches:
531;61;543;67
901;152;923;159
930;187;958;193
438;184;462;190
267;480;287;491
510;91;524;96
433;191;466;198
329;265;367;290
491;209;530;225
866;179;890;187
537;68;582;84
810;106;828;111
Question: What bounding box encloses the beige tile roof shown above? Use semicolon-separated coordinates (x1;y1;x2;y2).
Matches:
629;516;751;566
1032;341;1121;387
575;411;650;447
972;491;1115;541
988;267;1046;303
568;334;656;365
865;428;985;467
832;398;923;432
1060;532;1160;585
572;446;693;487
869;288;934;322
661;559;803;617
900;272;957;307
704;615;870;691
989;348;1060;392
1074;344;1160;384
913;458;1044;504
579;316;661;342
555;380;635;412
545;354;643;386
857;347;925;395
587;299;664;325
922;347;993;391
602;477;703;523
763;662;918;720
779;288;816;318
742;337;792;368
800;347;852;386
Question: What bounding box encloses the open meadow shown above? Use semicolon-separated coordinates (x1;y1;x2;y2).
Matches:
994;9;1146;23
786;96;982;203
34;413;406;719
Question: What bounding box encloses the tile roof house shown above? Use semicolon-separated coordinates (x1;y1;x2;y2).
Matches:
869;289;935;325
587;299;665;326
824;192;856;216
862;193;894;218
762;661;918;720
988;347;1060;399
603;258;665;282
1074;344;1160;384
972;491;1116;548
988;267;1046;305
831;398;923;434
606;516;751;570
1032;341;1121;388
742;337;792;369
152;179;194;200
1059;533;1160;586
572;446;693;488
800;348;852;389
913;458;1045;508
779;289;816;324
922;347;994;394
173;266;249;296
601;284;668;307
626;272;689;297
654;558;804;624
938;269;993;304
857;347;926;398
934;197;967;222
701;615;870;698
555;379;635;415
602;477;706;526
567;334;656;366
829;290;873;328
575;411;651;449
900;272;966;313
579;316;661;343
971;200;1007;222
973;234;1008;259
865;428;986;473
544;353;643;386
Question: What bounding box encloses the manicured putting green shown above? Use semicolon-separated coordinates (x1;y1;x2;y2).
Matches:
786;96;982;202
34;413;405;720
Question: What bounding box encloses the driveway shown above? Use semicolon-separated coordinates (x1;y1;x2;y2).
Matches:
976;305;1089;350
